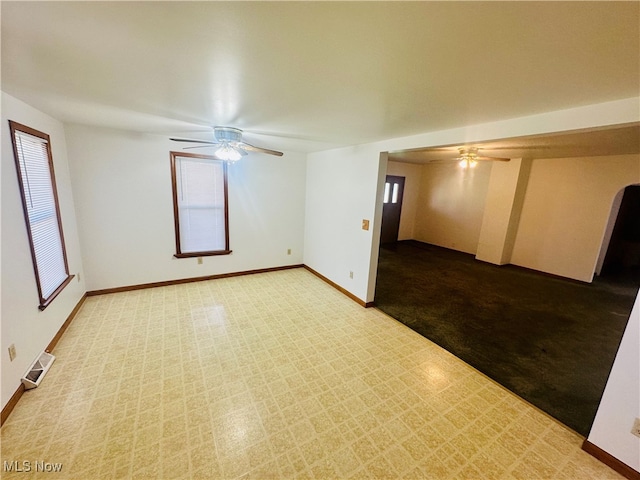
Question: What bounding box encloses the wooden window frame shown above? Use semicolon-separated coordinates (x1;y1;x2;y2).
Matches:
9;121;74;310
170;151;232;258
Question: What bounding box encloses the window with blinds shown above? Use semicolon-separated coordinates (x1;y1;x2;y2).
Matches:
170;152;231;257
9;121;73;310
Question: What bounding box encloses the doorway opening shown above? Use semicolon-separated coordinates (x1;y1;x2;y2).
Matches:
600;185;640;287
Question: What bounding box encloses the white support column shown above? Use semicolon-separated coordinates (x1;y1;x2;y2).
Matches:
475;158;531;265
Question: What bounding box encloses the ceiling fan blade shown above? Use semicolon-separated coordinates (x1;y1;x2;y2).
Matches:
182;144;221;150
240;142;284;157
170;137;218;145
425;159;454;165
477;156;510;162
486;145;555;150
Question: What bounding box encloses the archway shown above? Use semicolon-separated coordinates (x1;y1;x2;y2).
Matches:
598;184;640;285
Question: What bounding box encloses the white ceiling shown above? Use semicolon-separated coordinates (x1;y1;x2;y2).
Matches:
2;1;639;154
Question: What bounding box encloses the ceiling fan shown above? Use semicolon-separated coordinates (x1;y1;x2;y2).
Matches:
456;147;509;168
170;126;284;162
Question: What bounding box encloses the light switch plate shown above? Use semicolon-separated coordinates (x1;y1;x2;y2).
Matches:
362;219;370;230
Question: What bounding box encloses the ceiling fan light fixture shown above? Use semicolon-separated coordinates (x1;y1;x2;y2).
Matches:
215;143;242;162
458;147;479;169
458;158;478;169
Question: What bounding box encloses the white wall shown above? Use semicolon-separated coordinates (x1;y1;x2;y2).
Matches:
476;158;531;265
413;162;492;254
65;124;306;291
1;93;86;410
304;146;384;303
511;154;640;282
588;290;640;471
385;161;421;240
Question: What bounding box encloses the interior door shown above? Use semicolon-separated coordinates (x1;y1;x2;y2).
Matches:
380;175;405;244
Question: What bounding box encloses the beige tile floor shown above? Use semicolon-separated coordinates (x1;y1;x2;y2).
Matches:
1;268;623;479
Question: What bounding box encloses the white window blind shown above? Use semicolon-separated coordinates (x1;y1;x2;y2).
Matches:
174;154;228;254
10;123;70;308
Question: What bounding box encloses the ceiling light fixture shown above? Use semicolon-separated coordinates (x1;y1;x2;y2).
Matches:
458;147;479;169
215;143;242;162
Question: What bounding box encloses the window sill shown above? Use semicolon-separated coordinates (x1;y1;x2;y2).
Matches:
174;250;232;258
39;275;75;311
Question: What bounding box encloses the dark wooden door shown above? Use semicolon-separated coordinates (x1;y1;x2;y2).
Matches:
380;175;405;244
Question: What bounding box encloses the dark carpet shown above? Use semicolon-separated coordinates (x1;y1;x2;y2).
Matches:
374;240;638;436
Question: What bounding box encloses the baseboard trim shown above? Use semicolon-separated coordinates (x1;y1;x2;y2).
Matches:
0;383;25;426
1;293;87;427
86;264;305;296
303;265;373;307
46;293;87;353
582;439;640;480
85;265;375;309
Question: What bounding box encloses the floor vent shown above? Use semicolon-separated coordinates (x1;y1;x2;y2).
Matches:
21;352;55;390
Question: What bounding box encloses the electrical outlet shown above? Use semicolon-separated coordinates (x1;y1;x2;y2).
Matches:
287;248;291;255
349;271;354;279
631;418;640;438
197;257;203;265
8;344;16;362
